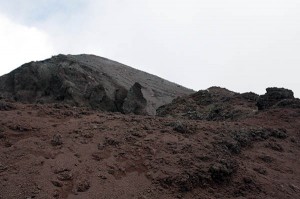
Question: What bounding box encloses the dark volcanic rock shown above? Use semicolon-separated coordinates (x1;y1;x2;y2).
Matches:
51;134;63;146
257;87;294;110
209;160;237;183
114;87;128;112
274;99;300;109
122;82;147;115
170;121;189;134
157;86;299;120
0;101;16;111
76;180;90;192
157;87;258;121
0;54;193;115
85;84;117;111
240;92;259;101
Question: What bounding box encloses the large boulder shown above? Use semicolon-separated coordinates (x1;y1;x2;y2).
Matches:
114;87;128;112
257;88;294;110
85;84;117;111
122;83;147;115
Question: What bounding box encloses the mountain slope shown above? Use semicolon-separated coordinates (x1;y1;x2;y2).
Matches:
0;54;193;115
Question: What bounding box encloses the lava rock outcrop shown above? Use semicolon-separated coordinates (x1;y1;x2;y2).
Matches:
157;86;299;121
157;87;258;121
122;82;147;115
257;87;295;110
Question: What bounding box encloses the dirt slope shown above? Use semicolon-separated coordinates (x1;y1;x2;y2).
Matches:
0;98;299;199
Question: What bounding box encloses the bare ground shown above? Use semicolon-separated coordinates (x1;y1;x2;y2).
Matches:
0;102;299;199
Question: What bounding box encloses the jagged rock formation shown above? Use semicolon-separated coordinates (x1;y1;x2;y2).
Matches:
122;82;147;115
157;86;299;121
0;54;193;115
157;86;259;121
257;87;295;110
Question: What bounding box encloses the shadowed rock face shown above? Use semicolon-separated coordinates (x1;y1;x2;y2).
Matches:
257;88;294;110
123;82;147;115
0;54;193;115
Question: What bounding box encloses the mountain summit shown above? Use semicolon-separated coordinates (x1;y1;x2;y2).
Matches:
0;54;193;115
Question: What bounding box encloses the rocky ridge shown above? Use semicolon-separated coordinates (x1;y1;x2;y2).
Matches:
157;86;300;121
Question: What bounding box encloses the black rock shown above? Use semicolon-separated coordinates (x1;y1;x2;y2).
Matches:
274;99;300;109
170;121;189;134
209;160;237;183
0;101;16;111
51;134;63;146
240;92;259;101
122;82;147;115
257;87;294;110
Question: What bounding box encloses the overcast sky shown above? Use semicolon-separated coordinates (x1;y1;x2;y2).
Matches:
0;0;299;97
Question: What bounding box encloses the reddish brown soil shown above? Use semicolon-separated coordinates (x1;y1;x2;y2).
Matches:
0;101;299;199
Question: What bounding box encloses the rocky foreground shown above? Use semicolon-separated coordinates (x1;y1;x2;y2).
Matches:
0;86;299;199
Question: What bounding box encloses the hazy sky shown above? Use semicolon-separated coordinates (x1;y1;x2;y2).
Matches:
0;0;299;97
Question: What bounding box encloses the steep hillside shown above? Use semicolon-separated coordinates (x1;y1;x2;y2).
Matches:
0;54;193;115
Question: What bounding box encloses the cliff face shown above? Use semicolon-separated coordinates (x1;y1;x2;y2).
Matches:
0;54;193;115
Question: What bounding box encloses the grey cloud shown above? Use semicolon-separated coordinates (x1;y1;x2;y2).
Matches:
0;0;299;97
